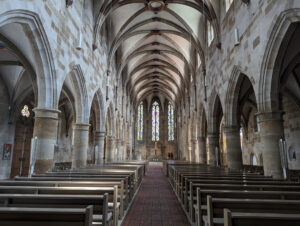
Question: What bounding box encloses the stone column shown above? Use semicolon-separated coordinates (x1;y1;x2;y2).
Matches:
207;133;218;166
33;108;60;174
94;131;105;165
121;140;125;160
187;143;191;161
72;123;89;168
224;125;243;171
198;136;207;164
106;135;115;162
191;139;198;162
115;139;121;161
257;112;283;179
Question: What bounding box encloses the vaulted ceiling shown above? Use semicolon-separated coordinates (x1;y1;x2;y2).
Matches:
93;0;219;107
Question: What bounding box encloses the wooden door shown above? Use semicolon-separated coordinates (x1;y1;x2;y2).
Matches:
10;122;33;178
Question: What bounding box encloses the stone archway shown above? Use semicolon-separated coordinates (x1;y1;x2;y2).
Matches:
207;90;224;166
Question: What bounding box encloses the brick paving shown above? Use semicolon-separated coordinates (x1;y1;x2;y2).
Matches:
122;163;190;226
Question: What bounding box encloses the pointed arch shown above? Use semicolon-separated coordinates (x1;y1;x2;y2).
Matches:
208;89;224;134
0;10;57;108
67;65;89;123
105;102;115;137
259;8;300;112
225;65;257;126
198;103;208;138
90;89;106;132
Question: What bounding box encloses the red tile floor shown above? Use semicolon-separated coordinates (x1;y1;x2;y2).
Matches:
122;163;190;226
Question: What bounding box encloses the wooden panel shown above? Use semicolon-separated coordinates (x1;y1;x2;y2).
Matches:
10;123;33;178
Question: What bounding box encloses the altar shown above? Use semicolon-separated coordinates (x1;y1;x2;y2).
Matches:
149;142;162;162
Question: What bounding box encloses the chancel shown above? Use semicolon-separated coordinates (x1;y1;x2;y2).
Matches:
0;0;300;226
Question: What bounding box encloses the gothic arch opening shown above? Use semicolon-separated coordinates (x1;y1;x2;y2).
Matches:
0;30;37;179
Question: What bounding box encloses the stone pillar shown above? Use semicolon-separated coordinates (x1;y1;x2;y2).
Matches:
33;108;60;174
72;123;89;168
106;135;115;162
115;139;121;161
224;125;243;171
94;131;105;165
257;112;283;179
121;140;125;160
198;136;207;164
191;139;198;162
207;133;218;166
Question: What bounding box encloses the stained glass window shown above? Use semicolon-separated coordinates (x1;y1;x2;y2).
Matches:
207;20;214;46
168;102;174;141
137;102;144;141
225;0;233;12
152;101;159;141
21;105;30;118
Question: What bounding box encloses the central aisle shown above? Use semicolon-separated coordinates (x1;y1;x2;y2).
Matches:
122;163;190;226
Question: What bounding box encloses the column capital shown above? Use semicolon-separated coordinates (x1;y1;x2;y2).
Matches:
33;107;60;119
197;136;206;142
256;111;283;122
107;135;115;140
223;125;239;133
207;133;219;139
95;131;106;137
191;139;198;144
73;123;90;131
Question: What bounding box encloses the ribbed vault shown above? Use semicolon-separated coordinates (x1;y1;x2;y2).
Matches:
93;0;219;105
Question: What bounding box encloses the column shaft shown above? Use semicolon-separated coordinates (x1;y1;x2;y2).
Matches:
72;123;89;168
224;125;243;171
95;131;105;165
115;139;121;161
106;136;115;162
191;139;198;162
258;112;283;179
207;133;218;166
33;108;59;174
198;136;207;164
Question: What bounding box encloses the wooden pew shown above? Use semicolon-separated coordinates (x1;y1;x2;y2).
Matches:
224;209;300;226
51;167;140;187
182;175;280;209
0;186;119;226
195;189;300;226
23;174;134;200
205;197;300;226
0;205;93;226
189;182;300;221
0;180;127;217
0;193;111;226
38;171;137;192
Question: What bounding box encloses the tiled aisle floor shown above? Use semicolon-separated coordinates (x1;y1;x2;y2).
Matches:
122;163;190;226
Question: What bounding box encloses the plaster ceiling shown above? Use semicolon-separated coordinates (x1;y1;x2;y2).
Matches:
94;0;218;106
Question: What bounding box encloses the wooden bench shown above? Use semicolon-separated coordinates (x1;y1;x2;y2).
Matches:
0;179;127;218
38;171;137;192
188;182;300;221
0;186;119;226
181;176;282;208
204;197;300;226
0;193;111;226
224;209;300;226
0;205;93;226
21;174;136;201
195;189;300;226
